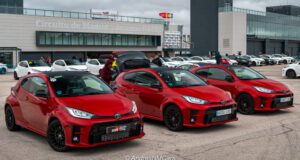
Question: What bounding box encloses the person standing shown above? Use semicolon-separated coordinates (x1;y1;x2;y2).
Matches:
152;54;163;67
215;52;221;65
99;60;114;84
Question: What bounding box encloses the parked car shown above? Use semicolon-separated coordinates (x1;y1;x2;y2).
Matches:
5;71;144;151
14;60;51;80
190;56;217;64
259;55;276;65
86;59;105;75
261;55;283;65
177;64;199;70
282;61;300;79
116;68;238;131
222;57;238;65
191;65;294;114
51;59;87;72
241;55;265;66
0;63;8;74
170;57;194;65
227;55;252;67
160;57;180;68
273;54;295;64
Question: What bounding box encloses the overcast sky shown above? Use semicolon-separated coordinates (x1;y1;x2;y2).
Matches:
24;0;300;34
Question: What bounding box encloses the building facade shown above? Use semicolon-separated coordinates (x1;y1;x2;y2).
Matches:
0;0;23;14
0;6;164;67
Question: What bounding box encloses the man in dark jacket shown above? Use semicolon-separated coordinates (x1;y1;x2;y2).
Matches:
100;58;114;84
152;55;163;67
215;52;221;65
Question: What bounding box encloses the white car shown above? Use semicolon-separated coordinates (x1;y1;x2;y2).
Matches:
86;59;105;75
170;57;194;65
51;59;88;72
0;63;8;74
242;55;265;66
190;56;217;64
14;60;51;80
260;55;283;65
273;54;295;64
282;61;300;79
160;57;180;68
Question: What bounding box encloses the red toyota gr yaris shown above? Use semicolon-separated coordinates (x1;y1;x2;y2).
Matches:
5;72;144;152
116;68;238;131
191;65;294;114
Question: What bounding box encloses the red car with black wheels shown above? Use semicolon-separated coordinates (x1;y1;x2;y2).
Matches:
115;68;238;131
191;65;294;114
5;71;144;152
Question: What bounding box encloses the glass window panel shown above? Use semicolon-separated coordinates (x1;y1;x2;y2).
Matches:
86;34;94;45
63;33;71;45
71;33;79;45
94;34;102;45
102;34;112;45
54;33;63;45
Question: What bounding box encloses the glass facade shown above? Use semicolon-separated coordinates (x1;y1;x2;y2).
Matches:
36;31;161;47
220;6;300;41
0;0;23;14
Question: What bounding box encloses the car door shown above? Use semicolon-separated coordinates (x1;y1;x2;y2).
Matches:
296;62;300;76
26;76;51;133
52;60;67;71
87;60;101;75
16;77;32;124
18;62;29;77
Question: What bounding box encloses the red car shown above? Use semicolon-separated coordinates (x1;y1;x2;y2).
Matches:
191;65;294;114
5;72;144;152
115;68;238;131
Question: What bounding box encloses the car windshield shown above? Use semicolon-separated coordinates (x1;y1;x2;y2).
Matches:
203;57;211;60
49;74;113;97
158;70;207;88
162;57;172;62
229;67;266;80
65;60;82;65
250;55;258;58
98;59;106;64
191;57;202;61
28;60;48;67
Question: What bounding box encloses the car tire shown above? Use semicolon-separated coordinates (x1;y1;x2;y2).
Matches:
283;60;288;64
252;61;257;66
164;105;184;131
5;105;21;131
286;70;296;79
14;71;19;80
47;120;70;152
237;94;255;115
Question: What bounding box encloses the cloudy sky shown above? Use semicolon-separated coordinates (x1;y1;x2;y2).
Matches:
24;0;300;34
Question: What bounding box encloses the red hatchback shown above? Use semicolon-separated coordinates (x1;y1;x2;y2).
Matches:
116;68;238;131
5;72;144;152
191;65;294;114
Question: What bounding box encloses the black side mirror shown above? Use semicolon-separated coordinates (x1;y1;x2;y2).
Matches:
150;83;162;89
35;90;48;98
225;76;234;82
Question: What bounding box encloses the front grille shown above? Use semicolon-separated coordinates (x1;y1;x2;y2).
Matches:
89;118;141;144
204;105;237;124
271;94;293;108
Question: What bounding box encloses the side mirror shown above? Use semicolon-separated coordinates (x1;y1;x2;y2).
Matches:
225;76;235;82
35;90;48;99
150;83;162;89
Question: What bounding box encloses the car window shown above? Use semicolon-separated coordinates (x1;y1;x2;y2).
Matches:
179;65;191;70
195;68;210;77
19;62;28;67
29;77;48;95
134;72;160;87
21;78;31;92
55;61;65;66
207;68;231;80
229;67;266;80
89;60;99;65
124;73;138;83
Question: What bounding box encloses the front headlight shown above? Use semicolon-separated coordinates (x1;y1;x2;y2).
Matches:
253;86;274;93
131;101;138;114
65;107;94;119
182;96;209;105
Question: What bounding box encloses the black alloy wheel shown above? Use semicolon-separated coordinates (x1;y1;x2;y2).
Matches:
286;70;296;79
252;61;257;66
237;94;255;115
47;120;69;152
283;60;288;64
14;71;19;80
5;106;21;131
164;105;184;131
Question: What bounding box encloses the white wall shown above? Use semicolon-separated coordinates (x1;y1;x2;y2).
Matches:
219;12;247;55
0;13;164;52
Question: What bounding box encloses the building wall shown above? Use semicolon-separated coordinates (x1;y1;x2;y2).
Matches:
0;13;164;52
219;12;247;55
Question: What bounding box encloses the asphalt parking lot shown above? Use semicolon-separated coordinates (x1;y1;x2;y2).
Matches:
0;65;299;160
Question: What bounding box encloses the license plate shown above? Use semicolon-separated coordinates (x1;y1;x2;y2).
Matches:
280;97;291;103
106;125;128;134
216;109;232;117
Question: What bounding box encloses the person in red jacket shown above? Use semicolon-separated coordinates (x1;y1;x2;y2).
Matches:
100;59;114;84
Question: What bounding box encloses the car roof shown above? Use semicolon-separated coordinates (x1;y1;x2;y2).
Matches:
41;71;91;77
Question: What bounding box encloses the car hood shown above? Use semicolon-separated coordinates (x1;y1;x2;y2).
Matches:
245;79;289;92
57;93;133;116
31;66;52;72
172;85;231;103
68;65;87;71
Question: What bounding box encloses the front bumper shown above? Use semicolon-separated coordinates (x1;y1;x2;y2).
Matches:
182;102;238;127
60;115;144;148
253;92;294;111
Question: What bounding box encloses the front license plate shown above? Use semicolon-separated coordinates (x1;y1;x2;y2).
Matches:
106;125;128;134
216;109;232;117
280;97;291;103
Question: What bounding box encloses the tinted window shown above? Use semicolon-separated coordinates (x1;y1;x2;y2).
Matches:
55;61;65;66
134;72;160;87
28;60;48;67
29;77;48;95
207;68;231;81
21;78;31;92
19;62;28;67
65;60;81;65
196;68;210;77
229;67;266;80
49;74;113;97
124;73;137;83
89;60;99;65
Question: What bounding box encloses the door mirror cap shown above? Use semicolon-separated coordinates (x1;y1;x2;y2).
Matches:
225;76;235;82
35;90;48;98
